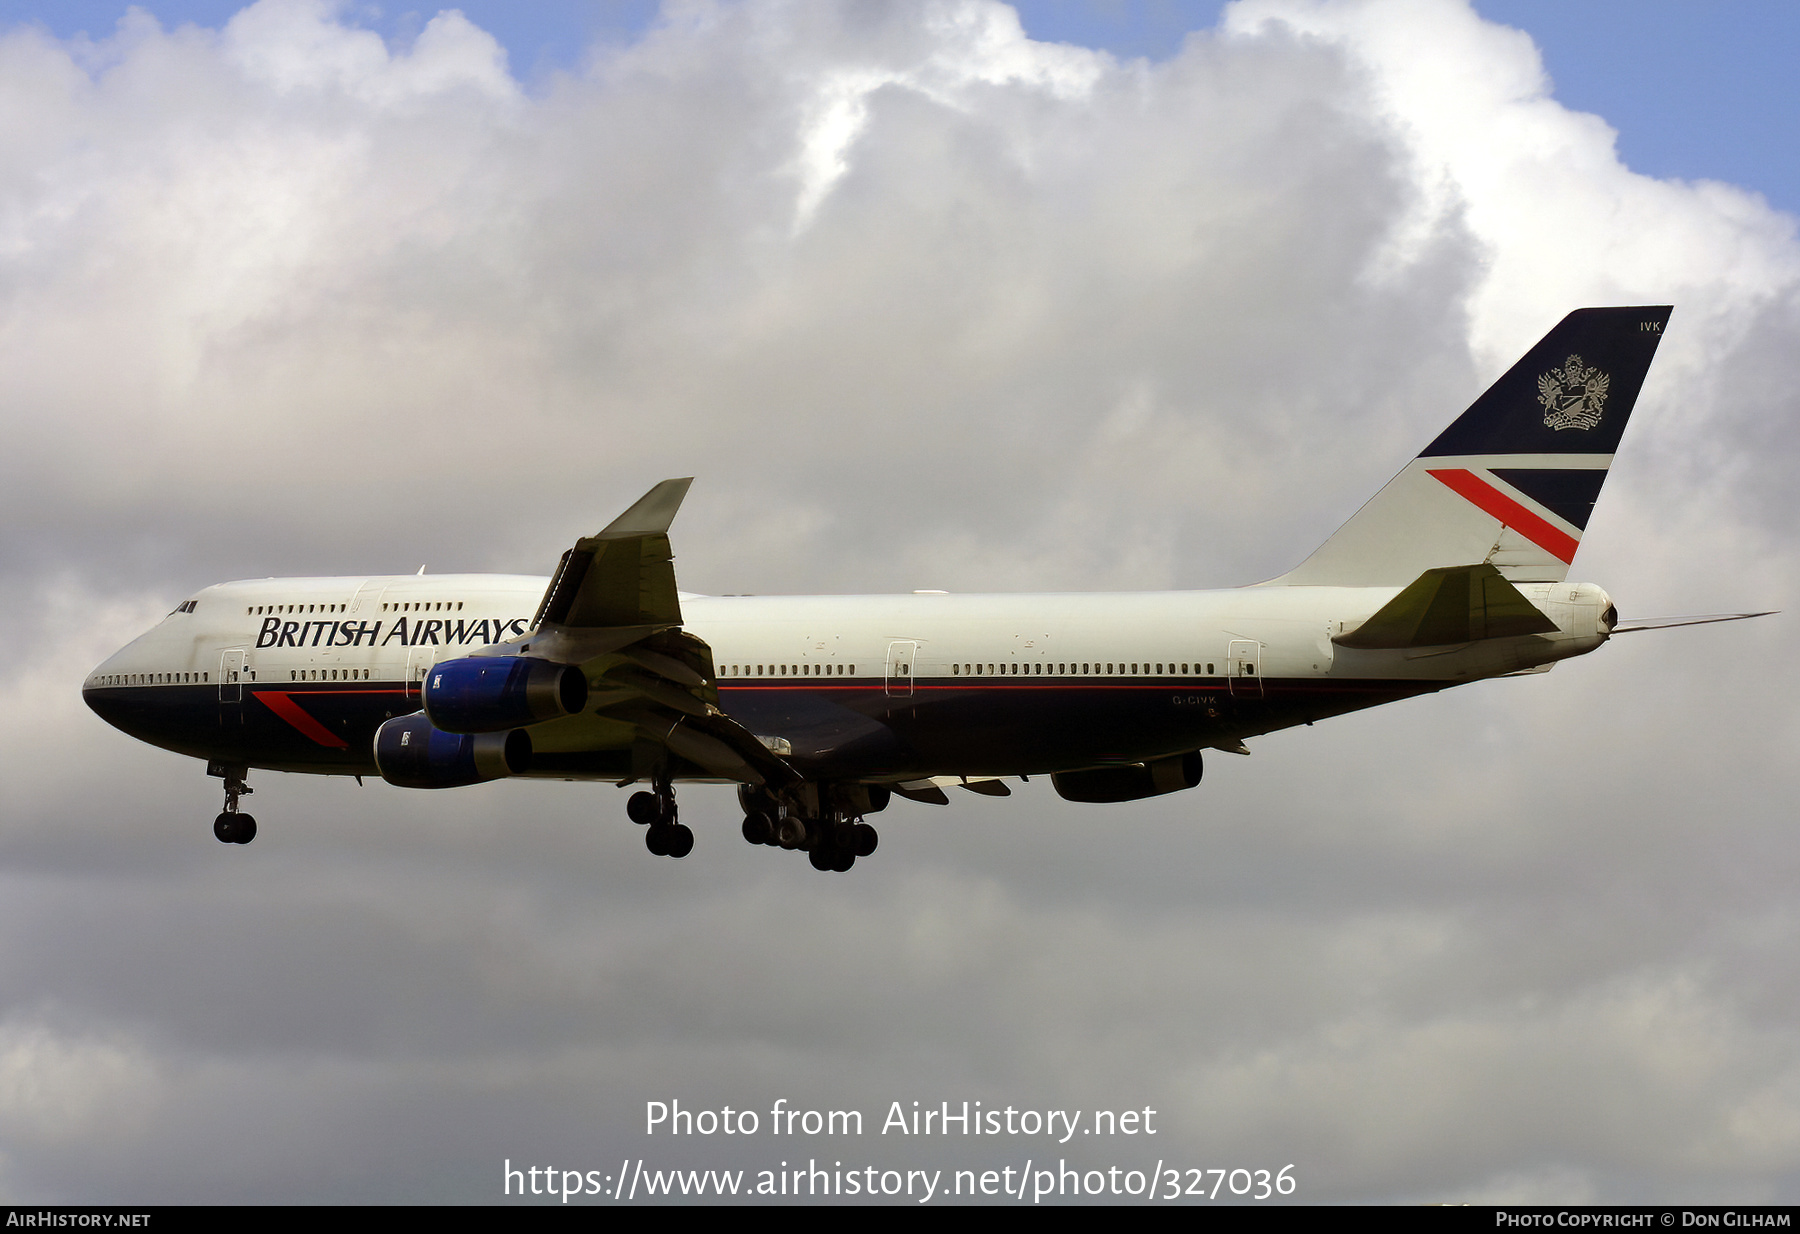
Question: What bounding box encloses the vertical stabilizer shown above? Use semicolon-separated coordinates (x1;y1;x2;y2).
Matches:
1270;307;1672;586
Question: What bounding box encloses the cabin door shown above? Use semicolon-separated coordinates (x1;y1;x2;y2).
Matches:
1227;640;1263;698
219;648;245;728
885;641;917;697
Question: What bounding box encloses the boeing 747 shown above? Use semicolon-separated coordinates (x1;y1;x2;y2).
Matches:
84;306;1766;869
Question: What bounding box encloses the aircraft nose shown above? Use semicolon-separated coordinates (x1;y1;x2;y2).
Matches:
83;649;148;739
84;659;126;729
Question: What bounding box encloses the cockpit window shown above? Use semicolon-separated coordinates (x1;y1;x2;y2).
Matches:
168;599;198;616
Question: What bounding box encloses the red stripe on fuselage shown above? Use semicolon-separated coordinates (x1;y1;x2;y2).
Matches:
254;691;351;748
1427;468;1579;564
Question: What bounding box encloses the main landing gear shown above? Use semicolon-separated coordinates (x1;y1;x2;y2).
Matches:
212;768;256;845
620;782;884;869
738;786;879;873
627;779;694;859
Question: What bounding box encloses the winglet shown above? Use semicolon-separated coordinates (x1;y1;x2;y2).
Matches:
531;479;696;632
597;478;693;540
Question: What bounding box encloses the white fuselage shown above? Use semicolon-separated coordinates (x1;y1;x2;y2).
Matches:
84;571;1613;787
88;573;1613;694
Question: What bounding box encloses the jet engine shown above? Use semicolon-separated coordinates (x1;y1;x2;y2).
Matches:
421;656;587;734
1051;751;1203;804
374;712;532;789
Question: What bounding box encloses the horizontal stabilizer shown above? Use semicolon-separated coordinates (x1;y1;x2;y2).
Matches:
1335;564;1558;649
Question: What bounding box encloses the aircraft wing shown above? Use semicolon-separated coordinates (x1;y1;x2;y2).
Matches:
504;479;799;790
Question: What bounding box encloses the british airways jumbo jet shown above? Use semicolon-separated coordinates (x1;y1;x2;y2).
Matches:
82;307;1763;870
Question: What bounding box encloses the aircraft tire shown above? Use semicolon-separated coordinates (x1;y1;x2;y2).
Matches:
213;813;236;844
234;815;257;844
808;846;834;871
852;823;878;857
645;823;671;856
666;824;694;859
831;848;855;872
776;816;806;850
741;812;772;845
627;791;660;826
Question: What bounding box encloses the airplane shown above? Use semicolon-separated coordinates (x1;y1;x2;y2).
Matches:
83;305;1769;871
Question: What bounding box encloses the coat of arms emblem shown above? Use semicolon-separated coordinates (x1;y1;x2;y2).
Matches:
1538;354;1610;431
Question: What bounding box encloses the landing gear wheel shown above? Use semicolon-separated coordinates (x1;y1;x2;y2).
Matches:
665;824;694;859
627;791;660;826
645;823;671;856
741;812;773;845
213;768;256;845
831;847;855;872
213;813;256;844
852;822;878;857
809;846;835;871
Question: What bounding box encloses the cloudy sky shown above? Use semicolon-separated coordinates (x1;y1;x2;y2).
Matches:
2;0;1796;1205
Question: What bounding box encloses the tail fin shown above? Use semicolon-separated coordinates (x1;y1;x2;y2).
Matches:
1271;306;1672;586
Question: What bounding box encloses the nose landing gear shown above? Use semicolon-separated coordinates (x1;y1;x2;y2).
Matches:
211;766;256;845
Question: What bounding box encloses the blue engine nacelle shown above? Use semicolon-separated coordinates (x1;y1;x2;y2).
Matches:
374;712;532;789
421;656;588;734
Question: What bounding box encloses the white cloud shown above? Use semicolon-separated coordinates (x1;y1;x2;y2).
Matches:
222;0;517;105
